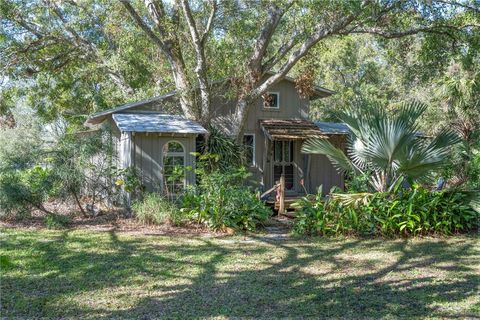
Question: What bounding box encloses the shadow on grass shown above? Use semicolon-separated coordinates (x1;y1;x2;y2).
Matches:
1;230;478;319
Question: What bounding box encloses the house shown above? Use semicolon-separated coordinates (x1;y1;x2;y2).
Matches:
85;77;348;197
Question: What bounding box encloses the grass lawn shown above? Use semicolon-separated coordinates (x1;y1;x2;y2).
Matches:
1;228;479;319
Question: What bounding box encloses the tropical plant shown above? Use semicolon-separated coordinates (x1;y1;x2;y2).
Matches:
302;102;461;192
196;126;246;172
293;186;479;237
180;167;271;232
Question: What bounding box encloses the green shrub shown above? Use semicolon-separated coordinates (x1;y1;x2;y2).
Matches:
293;186;479;237
0;109;50;218
0;166;56;218
132;193;182;225
345;172;371;193
0;109;122;219
181;167;271;232
196;126;246;172
44;213;72;229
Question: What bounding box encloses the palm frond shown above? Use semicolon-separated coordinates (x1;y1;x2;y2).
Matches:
425;129;461;153
396;101;427;126
302;138;356;174
362;118;415;170
330;192;374;208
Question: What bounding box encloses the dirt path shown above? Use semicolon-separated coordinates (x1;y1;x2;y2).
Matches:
261;215;293;240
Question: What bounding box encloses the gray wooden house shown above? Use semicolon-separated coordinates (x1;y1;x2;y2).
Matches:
85;77;348;196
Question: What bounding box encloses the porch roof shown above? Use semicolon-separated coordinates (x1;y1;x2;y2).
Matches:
112;113;208;134
260;119;327;140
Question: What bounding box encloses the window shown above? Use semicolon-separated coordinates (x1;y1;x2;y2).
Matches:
243;134;255;166
262;92;280;109
163;141;185;194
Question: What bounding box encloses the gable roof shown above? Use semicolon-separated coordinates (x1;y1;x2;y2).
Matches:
85;76;334;126
112;113;207;134
86;92;176;126
271;72;334;99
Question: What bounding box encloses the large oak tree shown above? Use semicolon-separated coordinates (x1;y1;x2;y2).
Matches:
1;0;478;139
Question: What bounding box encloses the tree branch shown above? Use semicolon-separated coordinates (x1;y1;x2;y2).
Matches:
180;0;215;122
45;0;135;95
254;12;360;98
248;1;294;74
262;30;302;71
347;24;478;39
119;0;167;53
435;0;480;13
202;0;217;44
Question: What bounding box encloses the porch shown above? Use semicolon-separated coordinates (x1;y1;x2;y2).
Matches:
257;119;349;215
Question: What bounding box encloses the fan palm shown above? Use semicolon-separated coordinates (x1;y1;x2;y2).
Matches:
302;102;461;192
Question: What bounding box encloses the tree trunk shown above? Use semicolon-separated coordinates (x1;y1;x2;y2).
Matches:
72;190;88;217
170;57;198;120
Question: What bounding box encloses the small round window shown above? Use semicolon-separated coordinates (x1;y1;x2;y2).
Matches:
163;141;185;195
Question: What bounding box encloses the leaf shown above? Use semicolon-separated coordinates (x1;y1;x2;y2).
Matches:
302;138;356;174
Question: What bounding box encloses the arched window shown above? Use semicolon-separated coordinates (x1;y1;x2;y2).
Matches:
163;141;185;194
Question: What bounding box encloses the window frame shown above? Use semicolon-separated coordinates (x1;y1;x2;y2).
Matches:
262;91;280;110
162;140;186;194
243;133;256;167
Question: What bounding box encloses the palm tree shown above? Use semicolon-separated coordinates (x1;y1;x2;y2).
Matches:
302;102;460;192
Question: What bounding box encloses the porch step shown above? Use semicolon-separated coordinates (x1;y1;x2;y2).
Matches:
265;196;304;216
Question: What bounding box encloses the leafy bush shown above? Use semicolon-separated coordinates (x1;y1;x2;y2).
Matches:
0;109;123;219
132;193;182;225
0;109;50;218
196;126;246;172
0;166;56;218
50;128;123;215
345;172;371;193
181;167;271;232
44;213;72;229
293;186;479;237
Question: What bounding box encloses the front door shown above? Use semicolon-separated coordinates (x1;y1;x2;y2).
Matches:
273;140;295;191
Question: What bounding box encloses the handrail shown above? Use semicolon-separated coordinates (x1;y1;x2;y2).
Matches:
260;183;280;199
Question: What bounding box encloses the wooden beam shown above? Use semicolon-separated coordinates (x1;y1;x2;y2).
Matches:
261;136;269;184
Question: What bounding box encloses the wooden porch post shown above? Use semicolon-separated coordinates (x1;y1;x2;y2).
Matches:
279;173;285;215
262;136;269;189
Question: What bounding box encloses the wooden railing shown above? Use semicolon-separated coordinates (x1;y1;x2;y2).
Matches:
278;174;285;214
258;173;286;215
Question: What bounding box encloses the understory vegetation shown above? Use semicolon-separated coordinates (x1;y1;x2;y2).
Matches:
0;110;129;224
131;133;271;233
131;193;182;226
296;102;479;237
293;185;479;237
180;167;271;232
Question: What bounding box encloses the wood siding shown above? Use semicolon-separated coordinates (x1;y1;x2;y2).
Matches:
308;154;345;195
131;133;196;192
109;78;344;195
210;79;344;194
